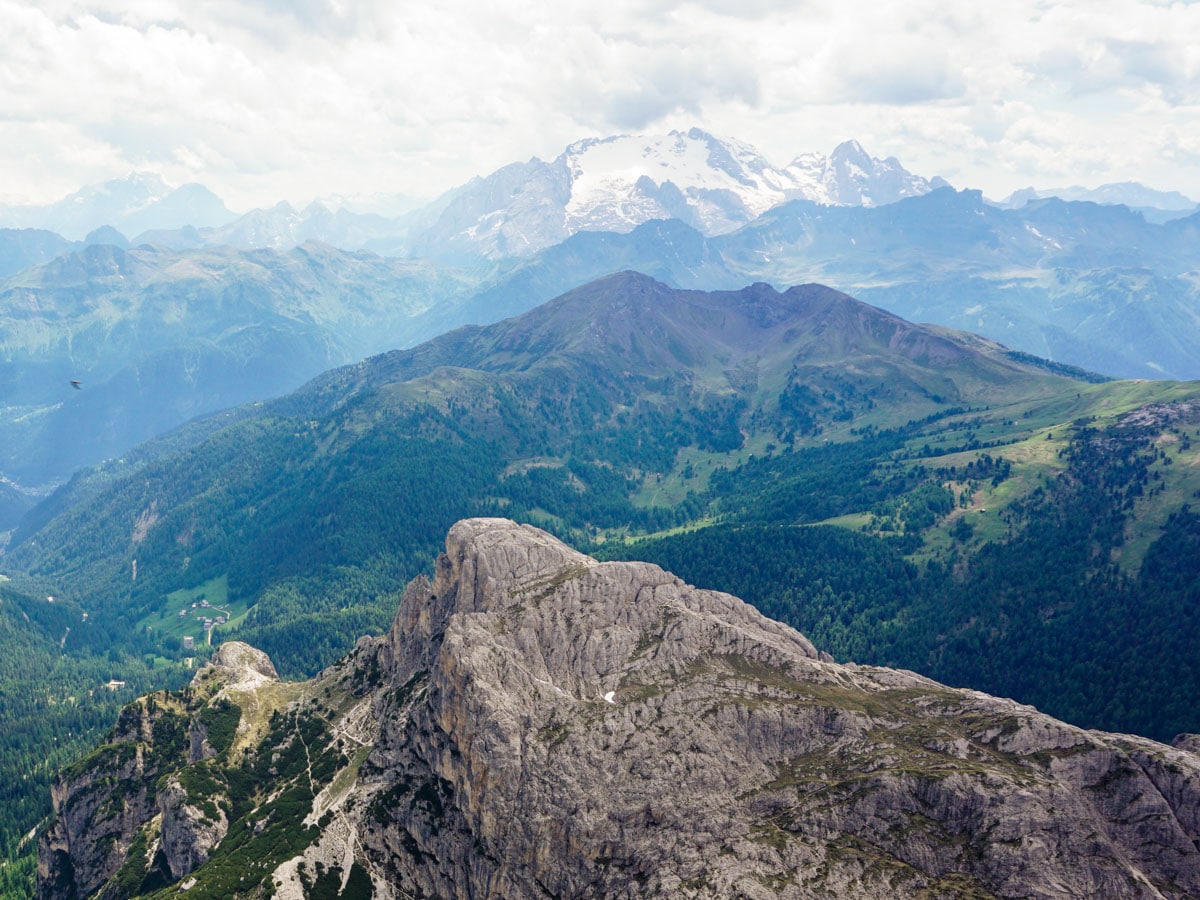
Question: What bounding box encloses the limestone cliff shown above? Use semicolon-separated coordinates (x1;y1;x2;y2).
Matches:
38;519;1200;899
36;698;170;900
36;642;278;900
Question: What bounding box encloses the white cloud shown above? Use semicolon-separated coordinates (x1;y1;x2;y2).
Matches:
1;0;1200;208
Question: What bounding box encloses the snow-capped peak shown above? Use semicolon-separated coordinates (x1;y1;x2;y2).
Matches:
409;130;946;260
559;130;798;235
788;140;940;208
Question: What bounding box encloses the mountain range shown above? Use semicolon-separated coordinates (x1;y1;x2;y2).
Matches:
0;133;944;260
0;272;1086;672
8;181;1200;535
0;174;235;242
9;131;1196;264
999;181;1198;223
399;130;949;262
5;272;1078;600
0;241;471;500
710;188;1200;380
3;133;1198;496
5;124;1200;899
7;272;1200;895
6;274;1196;731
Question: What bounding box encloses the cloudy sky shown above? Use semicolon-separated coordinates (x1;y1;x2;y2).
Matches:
4;0;1200;210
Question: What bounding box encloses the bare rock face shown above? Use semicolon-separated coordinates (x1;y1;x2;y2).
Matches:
36;700;177;900
1174;734;1200;755
37;648;255;900
157;774;229;879
354;518;1200;899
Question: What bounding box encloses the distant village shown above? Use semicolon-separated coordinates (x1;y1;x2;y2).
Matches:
178;596;232;648
93;596;232;692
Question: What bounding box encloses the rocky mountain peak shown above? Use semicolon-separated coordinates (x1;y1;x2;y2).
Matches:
358;520;1200;897
407;130;944;261
82;171;171;204
830;138;871;165
384;518;821;699
0;172;236;240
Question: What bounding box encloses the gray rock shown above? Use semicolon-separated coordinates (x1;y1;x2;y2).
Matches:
37;646;262;899
36;702;166;900
201;640;279;686
157;774;228;879
1173;733;1200;755
350;518;1200;898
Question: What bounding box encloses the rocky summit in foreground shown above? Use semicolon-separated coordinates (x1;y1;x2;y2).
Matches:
38;519;1200;899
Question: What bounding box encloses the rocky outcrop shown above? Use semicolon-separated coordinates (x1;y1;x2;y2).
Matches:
36;698;176;900
38;519;1200;899
202;640;279;688
37;747;153;900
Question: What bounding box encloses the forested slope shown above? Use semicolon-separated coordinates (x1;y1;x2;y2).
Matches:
5;274;1200;893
